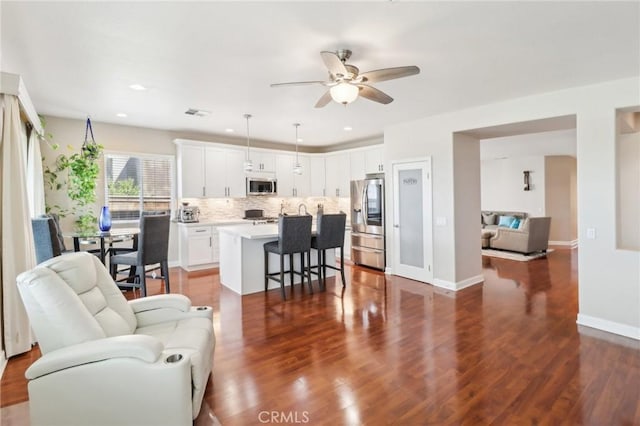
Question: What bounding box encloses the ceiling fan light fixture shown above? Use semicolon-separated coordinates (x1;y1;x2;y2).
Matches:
330;82;359;105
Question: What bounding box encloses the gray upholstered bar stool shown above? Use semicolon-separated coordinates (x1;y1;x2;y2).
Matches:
264;214;313;300
310;213;347;290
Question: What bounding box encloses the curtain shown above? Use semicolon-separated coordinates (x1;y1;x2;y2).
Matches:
27;128;46;217
0;94;35;357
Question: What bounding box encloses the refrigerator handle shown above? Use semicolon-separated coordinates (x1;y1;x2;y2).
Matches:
362;183;368;226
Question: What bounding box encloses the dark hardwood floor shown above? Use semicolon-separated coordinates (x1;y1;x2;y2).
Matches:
2;248;639;425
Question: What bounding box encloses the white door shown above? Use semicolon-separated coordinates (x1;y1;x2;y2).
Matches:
392;159;433;282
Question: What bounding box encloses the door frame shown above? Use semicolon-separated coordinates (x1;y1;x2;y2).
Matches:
390;158;433;283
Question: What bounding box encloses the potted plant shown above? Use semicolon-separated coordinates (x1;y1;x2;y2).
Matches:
43;118;104;232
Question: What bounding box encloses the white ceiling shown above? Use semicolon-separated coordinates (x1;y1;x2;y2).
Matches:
2;1;638;147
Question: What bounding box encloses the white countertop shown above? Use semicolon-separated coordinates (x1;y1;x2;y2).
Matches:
217;223;280;239
176;219;247;227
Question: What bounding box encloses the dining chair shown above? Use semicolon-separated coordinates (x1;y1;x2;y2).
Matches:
31;217;64;264
309;213;347;290
109;214;170;297
264;214;313;300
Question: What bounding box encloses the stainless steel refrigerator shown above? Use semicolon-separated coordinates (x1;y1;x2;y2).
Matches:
350;175;385;270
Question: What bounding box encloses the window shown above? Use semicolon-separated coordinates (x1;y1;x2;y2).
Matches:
105;153;174;222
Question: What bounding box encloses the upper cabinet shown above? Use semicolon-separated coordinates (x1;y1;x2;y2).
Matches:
309;156;326;197
325;152;350;197
204;148;246;198
349;146;384;180
275;153;310;197
350;151;366;181
365;146;384;174
178;145;207;198
250;151;276;173
176;141;246;199
176;139;383;200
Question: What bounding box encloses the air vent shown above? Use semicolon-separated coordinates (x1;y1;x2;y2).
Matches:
185;108;211;117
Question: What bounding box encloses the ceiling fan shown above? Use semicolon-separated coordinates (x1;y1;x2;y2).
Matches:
270;49;420;108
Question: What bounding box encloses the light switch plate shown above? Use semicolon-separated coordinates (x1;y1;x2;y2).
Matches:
436;217;447;226
586;228;596;239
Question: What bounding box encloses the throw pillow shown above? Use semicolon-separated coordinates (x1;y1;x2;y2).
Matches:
498;215;516;227
482;213;496;225
510;218;521;229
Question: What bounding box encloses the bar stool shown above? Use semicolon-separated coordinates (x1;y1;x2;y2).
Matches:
264;215;313;300
310;213;347;290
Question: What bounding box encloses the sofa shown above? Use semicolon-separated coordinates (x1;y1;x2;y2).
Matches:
489;216;551;254
16;252;215;426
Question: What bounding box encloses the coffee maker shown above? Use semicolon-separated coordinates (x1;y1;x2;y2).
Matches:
177;202;200;223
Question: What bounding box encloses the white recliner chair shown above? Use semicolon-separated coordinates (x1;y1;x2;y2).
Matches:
17;252;215;426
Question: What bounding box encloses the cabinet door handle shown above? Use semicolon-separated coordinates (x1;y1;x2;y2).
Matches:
202;186;205;197
195;229;206;233
209;237;212;246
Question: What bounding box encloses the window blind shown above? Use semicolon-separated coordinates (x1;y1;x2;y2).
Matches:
105;154;173;221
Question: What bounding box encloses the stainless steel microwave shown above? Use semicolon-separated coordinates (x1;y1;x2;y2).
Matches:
246;177;277;196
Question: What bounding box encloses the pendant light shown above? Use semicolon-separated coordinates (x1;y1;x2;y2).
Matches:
293;123;302;175
243;114;253;172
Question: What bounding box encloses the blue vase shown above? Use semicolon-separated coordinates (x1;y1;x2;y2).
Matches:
99;206;112;231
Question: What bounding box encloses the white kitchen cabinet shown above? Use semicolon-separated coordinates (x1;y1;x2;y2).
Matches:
250;151;276;173
325;152;350;197
204;148;246;198
275;153;310;197
309;156;326;197
350;150;366;180
177;145;207;198
179;225;214;270
177;142;246;199
365;146;384;174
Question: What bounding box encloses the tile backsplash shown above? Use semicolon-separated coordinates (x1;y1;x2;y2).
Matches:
181;196;350;221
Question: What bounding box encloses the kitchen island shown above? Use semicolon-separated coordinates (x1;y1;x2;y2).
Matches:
218;223;335;295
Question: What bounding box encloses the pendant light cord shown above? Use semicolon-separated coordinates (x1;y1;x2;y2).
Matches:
294;123;300;162
244;114;252;160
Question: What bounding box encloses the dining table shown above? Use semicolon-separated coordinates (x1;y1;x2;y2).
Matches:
65;227;140;265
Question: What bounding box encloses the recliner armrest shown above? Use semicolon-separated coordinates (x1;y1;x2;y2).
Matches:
128;294;191;313
26;335;163;380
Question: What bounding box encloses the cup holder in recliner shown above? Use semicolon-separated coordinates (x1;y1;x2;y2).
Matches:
196;306;209;311
165;354;183;364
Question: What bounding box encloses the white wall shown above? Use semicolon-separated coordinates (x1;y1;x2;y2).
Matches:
617;131;640;250
385;77;640;339
480;128;576;160
481;156;546;216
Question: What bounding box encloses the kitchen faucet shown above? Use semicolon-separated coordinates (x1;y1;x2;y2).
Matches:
298;203;308;215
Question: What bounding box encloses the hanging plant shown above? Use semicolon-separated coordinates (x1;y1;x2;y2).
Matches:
43;117;104;232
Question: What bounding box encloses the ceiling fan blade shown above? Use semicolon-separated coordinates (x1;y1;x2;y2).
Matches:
270;81;326;88
358;85;393;104
320;51;349;78
314;90;333;108
359;66;420;83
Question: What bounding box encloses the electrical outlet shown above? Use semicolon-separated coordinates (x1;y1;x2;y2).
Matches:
436;217;447;226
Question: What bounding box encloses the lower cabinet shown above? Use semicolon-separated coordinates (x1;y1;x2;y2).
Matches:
336;229;351;261
179;224;217;271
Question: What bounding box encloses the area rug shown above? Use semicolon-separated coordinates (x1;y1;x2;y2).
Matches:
481;248;553;262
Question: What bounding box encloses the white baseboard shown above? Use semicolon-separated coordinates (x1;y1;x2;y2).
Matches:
0;350;6;379
577;313;640;340
168;260;180;268
432;274;484;291
384;266;393;275
549;239;579;248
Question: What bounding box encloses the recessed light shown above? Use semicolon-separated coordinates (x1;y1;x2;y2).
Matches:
116;113;128;118
225;128;235;133
297;138;303;143
128;84;147;91
344;126;353;131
